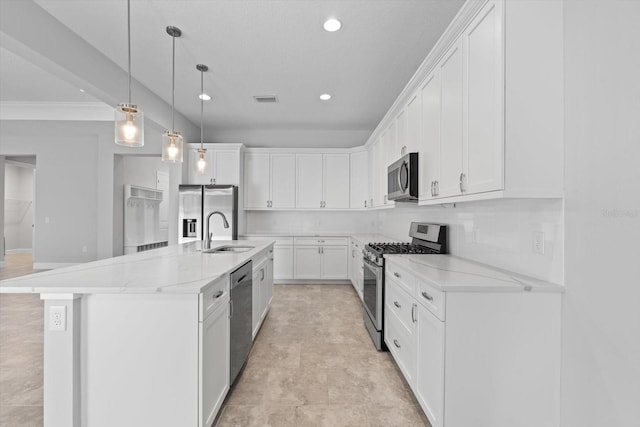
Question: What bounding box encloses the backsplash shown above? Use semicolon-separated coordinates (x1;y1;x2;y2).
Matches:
244;198;563;284
245;210;376;235
377;199;564;284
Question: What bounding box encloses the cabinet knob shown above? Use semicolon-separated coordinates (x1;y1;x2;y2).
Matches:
393;272;400;278
393;301;401;309
213;290;223;299
393;339;401;349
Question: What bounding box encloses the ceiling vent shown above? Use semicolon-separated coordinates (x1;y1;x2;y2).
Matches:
253;95;278;103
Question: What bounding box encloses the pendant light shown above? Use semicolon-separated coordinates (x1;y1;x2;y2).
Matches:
115;0;144;146
195;64;209;174
162;26;183;163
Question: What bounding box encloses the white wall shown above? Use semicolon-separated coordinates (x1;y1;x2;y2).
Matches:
4;163;34;252
112;155;180;256
377;199;564;283
0;119;182;266
561;1;640;426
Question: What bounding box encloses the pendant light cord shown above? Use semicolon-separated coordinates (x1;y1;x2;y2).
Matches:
127;0;131;104
200;70;204;148
171;33;176;131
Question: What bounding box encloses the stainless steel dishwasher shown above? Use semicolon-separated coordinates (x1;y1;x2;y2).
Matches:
229;260;253;385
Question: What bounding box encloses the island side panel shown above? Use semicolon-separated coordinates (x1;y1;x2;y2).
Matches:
81;293;199;427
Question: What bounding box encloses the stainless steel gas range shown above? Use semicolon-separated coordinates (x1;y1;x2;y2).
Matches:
363;222;448;350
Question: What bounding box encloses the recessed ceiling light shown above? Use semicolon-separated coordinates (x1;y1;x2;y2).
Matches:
323;18;342;32
199;93;211;101
320;93;332;101
79;88;85;93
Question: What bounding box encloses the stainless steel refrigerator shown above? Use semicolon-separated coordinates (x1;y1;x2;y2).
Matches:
178;185;238;244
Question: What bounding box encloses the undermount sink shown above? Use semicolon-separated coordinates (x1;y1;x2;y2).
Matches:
203;245;254;254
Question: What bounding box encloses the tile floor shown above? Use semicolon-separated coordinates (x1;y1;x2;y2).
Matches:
0;255;429;427
215;284;430;427
0;254;44;426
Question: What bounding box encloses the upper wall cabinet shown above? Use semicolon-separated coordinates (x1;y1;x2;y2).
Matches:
418;0;563;204
295;153;350;209
244;152;296;209
186;144;242;186
350;150;369;209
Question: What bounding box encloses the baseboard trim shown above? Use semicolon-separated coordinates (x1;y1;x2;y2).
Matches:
6;248;33;254
33;262;78;270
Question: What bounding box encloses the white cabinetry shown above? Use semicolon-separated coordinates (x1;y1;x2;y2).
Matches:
295;153;350;209
384;257;561;427
419;70;441;200
187;144;241;185
349;239;364;300
293;237;348;280
251;247;274;339
244;152;296;209
200;291;229;427
349;150;369;209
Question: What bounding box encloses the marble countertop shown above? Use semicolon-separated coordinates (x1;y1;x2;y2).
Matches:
385;254;564;293
241;233;405;244
0;240;274;295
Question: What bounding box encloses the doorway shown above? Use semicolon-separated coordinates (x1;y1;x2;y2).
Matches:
3;156;36;269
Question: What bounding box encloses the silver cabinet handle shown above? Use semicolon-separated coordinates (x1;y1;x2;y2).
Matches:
393;301;401;309
435;180;439;196
318;247;321;254
321;247;324;254
421;291;434;301
364;200;367;208
411;303;417;323
384;194;387;204
213;290;223;299
393;339;401;349
260;268;265;281
212;178;216;185
393;272;400;278
459;173;466;193
430;181;434;197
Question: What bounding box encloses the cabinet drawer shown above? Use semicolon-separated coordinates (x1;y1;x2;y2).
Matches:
200;276;229;321
294;236;349;246
385;308;416;387
385;277;417;333
385;259;417;294
416;279;445;321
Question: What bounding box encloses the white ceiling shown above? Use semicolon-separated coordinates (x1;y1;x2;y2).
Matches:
3;0;465;147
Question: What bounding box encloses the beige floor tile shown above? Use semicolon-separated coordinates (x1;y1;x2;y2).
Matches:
215;404;296;427
294;404;370;427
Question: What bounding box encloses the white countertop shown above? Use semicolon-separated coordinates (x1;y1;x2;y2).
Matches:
0;240;274;295
386;254;564;293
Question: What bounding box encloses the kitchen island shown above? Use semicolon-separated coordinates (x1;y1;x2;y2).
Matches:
0;240;275;427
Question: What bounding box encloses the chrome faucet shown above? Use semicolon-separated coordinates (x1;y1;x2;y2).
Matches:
204;211;230;249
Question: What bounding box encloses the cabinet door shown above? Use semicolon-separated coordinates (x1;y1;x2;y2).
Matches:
415;304;445;427
294;246;322;279
213;149;239;185
371;139;383;207
419;71;441;200
244;152;270;208
381;130;396;206
273;245;294;280
349;151;369;209
438;40;464;198
252;268;262;338
395;108;408;157
270;153;296;208
201;301;229;427
463;0;504;194
406;92;421;154
261;259;273;320
387;120;398;162
323;154;350;209
295;154;323;208
188;148;214;185
320;246;348;279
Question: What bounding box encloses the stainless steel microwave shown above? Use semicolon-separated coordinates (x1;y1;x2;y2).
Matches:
388;152;418;201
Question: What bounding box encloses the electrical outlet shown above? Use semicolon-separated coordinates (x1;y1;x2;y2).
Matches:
472;228;480;244
49;306;66;331
533;231;545;255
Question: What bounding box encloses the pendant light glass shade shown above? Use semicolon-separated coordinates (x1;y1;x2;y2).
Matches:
162;25;183;163
115;0;143;147
161;130;183;163
195;64;209;174
115;104;144;146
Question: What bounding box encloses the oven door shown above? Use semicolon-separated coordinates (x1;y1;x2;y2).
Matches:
363;257;383;330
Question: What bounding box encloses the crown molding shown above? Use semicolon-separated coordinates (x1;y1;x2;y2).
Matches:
0;101;114;121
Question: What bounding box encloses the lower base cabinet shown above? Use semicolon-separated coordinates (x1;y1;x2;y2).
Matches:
293;237;349;280
252;251;274;339
200;296;229;427
384;258;561;427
